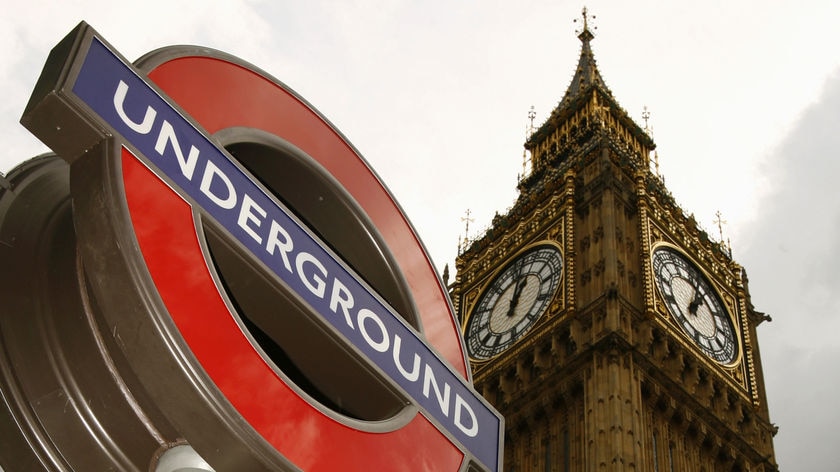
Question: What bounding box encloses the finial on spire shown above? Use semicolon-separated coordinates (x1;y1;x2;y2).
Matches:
713;210;727;241
713;210;733;256
574;6;596;42
527;105;537;134
642;106;661;177
522;105;537;179
461;209;474;248
652;150;661;178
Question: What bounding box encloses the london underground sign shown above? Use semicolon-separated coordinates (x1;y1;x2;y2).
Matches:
16;22;502;471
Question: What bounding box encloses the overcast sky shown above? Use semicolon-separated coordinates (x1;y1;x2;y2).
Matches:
2;0;838;469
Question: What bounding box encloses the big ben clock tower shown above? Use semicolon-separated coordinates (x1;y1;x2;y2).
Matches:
452;9;778;471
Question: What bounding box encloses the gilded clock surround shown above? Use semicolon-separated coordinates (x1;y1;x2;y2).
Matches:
650;242;743;368
451;10;777;471
465;242;565;362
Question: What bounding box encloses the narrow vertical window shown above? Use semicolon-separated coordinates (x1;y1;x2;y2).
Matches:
544;434;551;472
563;428;570;472
506;438;516;472
668;441;675;472
652;431;660;472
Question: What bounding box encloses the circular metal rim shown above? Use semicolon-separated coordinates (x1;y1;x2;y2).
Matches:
67;47;468;470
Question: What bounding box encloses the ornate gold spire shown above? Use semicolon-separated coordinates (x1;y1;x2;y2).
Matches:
523;7;655;179
557;6;610;110
575;6;595;42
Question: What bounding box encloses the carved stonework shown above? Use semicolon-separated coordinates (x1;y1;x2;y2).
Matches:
451;12;776;470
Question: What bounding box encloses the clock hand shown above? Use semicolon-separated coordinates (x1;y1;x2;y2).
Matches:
506;278;528;317
505;259;526;317
687;286;703;315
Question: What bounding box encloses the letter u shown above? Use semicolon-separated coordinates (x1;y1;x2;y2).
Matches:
113;80;156;134
392;334;420;382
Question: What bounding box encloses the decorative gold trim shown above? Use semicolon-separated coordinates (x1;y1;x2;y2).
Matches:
463;240;566;362
563;170;577;313
636;171;656;316
733;266;761;406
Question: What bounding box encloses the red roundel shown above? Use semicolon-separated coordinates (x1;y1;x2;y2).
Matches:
116;50;470;469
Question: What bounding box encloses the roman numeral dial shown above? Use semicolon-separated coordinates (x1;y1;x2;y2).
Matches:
651;246;739;365
466;244;564;361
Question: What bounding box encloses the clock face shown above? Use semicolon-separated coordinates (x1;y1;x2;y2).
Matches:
651;246;738;365
466;245;563;360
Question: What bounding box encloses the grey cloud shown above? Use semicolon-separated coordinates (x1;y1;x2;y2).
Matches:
740;68;840;470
